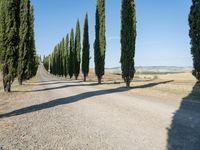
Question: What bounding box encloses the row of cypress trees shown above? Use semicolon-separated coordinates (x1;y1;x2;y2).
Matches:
0;0;38;91
44;14;90;82
94;0;135;87
44;0;136;87
45;0;200;87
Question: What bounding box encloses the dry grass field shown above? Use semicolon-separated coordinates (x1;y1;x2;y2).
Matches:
82;69;199;100
0;69;199;100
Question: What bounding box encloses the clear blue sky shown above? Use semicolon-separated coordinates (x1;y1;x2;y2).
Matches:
31;0;192;68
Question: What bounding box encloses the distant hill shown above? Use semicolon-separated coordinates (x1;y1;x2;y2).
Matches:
106;66;193;74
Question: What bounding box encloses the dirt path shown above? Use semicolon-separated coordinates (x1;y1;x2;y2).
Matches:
0;65;200;150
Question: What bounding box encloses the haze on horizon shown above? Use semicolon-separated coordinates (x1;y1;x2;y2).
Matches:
31;0;192;68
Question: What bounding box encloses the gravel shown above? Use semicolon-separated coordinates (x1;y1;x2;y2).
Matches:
0;65;199;150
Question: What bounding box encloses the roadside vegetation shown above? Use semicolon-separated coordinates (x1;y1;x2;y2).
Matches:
0;0;38;92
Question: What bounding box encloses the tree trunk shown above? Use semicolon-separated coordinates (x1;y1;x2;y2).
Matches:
98;76;102;84
75;76;78;80
3;79;6;92
5;81;11;92
18;79;22;85
126;80;130;88
84;76;87;82
7;82;11;92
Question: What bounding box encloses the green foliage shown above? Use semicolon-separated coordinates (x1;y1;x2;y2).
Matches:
18;0;31;84
2;0;20;82
94;0;106;84
27;6;38;78
0;0;37;90
43;55;50;71
55;46;59;75
82;14;90;81
58;41;63;76
69;29;74;78
61;38;65;77
120;0;136;87
47;33;70;77
64;34;69;77
189;0;200;81
74;20;81;80
0;0;6;64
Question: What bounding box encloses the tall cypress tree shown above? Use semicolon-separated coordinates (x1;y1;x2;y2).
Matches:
1;0;20;91
94;0;106;84
53;47;57;75
43;55;49;71
189;0;200;82
58;43;62;76
26;5;37;79
51;48;57;75
82;14;90;82
50;53;53;74
61;38;65;77
55;46;59;75
18;0;31;85
0;1;6;66
74;20;81;80
69;29;74;78
120;0;137;87
59;40;64;76
64;34;69;77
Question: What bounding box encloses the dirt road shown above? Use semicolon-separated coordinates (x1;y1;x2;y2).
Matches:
0;65;200;150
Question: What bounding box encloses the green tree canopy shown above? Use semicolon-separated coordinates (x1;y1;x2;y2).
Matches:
120;0;137;87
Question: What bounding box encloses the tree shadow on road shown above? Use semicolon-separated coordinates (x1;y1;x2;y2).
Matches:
167;83;200;150
26;81;79;86
15;80;174;93
0;80;173;119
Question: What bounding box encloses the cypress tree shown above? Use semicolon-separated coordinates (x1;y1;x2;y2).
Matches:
57;43;61;76
61;39;65;76
69;29;74;78
64;34;69;77
50;53;53;74
61;38;65;77
57;44;60;75
120;0;137;87
74;20;81;80
0;1;6;65
82;14;90;82
1;0;20;91
57;44;61;76
59;41;63;76
94;0;106;84
52;49;55;74
51;49;56;75
55;46;59;75
28;6;38;78
189;0;200;82
18;0;31;85
43;55;49;71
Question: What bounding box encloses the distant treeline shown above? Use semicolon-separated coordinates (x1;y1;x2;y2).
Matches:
0;0;39;92
44;14;90;82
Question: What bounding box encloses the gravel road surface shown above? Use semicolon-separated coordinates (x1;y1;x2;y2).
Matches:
0;65;200;150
